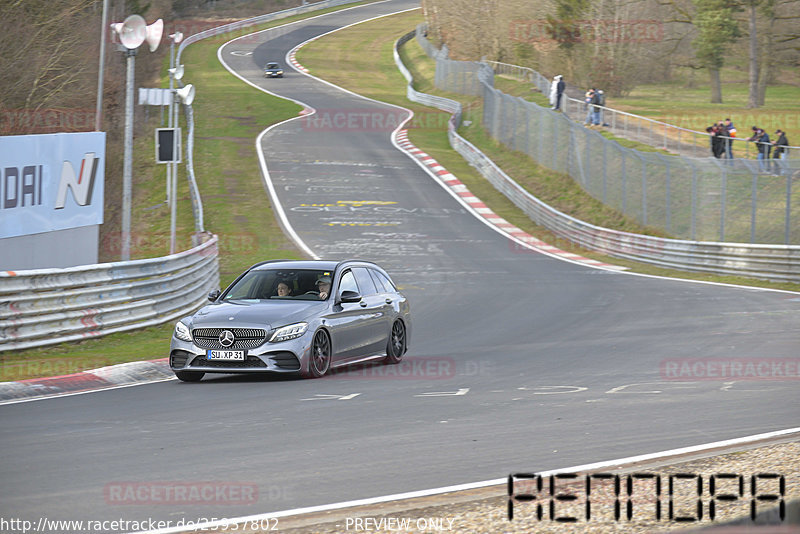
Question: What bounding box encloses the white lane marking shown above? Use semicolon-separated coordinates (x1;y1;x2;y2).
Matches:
301;393;361;401
605;382;698;394
135;426;800;534
517;385;588;395
414;388;469;397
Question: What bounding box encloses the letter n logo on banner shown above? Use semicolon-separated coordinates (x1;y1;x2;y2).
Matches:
55;153;99;209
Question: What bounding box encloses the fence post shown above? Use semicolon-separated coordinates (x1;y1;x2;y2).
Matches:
621;151;627;214
786;173;793;245
640;153;648;226
751;172;758;243
691;161;698;240
602;138;608;203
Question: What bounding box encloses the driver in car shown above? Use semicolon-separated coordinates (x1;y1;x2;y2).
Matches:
315;276;331;300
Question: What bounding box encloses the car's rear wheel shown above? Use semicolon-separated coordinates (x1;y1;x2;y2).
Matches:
384;320;406;364
175;370;204;382
304;329;331;378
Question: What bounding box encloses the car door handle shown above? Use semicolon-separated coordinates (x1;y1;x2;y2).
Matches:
385;298;393;304
359;301;368;308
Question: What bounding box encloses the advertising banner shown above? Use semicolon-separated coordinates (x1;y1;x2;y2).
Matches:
0;132;105;239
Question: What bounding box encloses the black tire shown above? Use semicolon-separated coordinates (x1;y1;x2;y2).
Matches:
175;370;204;382
383;320;406;364
303;329;331;378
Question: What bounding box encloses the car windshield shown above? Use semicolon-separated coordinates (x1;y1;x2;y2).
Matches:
266;63;280;69
222;268;332;301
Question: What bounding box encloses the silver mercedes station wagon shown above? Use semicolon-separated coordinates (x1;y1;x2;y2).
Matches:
169;260;411;381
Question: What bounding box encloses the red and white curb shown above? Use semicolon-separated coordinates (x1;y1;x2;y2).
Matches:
287;43;311;73
394;129;627;271
0;358;175;405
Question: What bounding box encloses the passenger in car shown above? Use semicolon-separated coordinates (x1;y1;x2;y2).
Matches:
276;281;292;297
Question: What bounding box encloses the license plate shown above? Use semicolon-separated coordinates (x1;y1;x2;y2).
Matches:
207;350;246;361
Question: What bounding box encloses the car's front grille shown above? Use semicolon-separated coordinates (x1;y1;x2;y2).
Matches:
192;328;267;350
269;352;301;371
190;356;268;369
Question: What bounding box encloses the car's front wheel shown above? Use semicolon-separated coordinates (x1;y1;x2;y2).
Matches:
383;320;406;364
175;370;204;382
303;329;331;378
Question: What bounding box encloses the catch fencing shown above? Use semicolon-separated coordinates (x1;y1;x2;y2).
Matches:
487;60;800;162
420;26;798;246
397;30;799;282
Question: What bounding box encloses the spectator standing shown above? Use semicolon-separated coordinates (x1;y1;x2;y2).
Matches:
715;121;730;160
707;125;725;158
597;89;608;126
772;129;790;175
723;118;736;159
748;127;771;171
549;75;559;108
591;90;602;126
554;75;566;111
772;129;789;159
583;88;595;125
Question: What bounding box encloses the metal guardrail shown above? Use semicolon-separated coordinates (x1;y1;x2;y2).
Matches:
0;236;220;351
396;30;800;282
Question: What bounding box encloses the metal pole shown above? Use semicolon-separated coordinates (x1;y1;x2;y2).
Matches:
786;174;792;245
171;100;179;254
94;0;109;131
750;173;757;243
121;48;136;261
167;40;175;204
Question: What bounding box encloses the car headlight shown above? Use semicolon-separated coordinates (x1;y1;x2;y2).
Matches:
269;322;308;343
174;321;192;342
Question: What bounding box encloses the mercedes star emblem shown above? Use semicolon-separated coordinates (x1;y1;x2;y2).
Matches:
218;330;235;347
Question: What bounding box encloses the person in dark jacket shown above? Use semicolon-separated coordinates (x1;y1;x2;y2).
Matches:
554;75;566;111
771;129;790;175
772;129;789;159
748;127;771;171
708;125;725;158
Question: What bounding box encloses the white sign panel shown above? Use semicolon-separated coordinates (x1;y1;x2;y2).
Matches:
0;132;105;239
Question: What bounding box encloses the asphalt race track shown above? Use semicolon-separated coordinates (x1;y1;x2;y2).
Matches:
1;0;798;529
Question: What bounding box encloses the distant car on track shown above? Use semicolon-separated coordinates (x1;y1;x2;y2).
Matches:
263;62;283;78
169;260;411;381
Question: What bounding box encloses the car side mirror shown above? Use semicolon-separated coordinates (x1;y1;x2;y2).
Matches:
339;290;361;303
208;289;221;302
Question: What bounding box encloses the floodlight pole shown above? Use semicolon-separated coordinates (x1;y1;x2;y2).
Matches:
167;38;176;206
95;0;109;131
121;48;137;261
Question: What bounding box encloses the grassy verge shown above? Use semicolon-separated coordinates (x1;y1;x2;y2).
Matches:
296;10;800;294
0;1;381;381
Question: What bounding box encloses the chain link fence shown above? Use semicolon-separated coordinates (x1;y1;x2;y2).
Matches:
417;26;799;245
